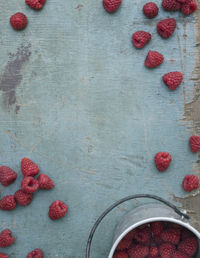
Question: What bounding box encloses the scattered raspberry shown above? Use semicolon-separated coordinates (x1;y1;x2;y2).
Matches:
0;254;9;258
0;195;16;211
178;237;198;256
49;200;68;220
0;229;15;248
143;2;159;18
172;251;189;258
150;221;165;236
159;243;176;258
154;152;172;172
103;0;122;13
181;0;198;15
161;228;181;245
37;174;54;190
162;72;183;90
189;135;200;153
134;226;152;245
149;246;159;257
124;229;136;240
21;158;40;177
116;239;132;251
21;176;39;193
153;235;164;245
145;51;164;68
182;175;199;192
132;31;151;49
128;244;149;258
162;0;181;11
0;166;17;186
113;251;129;258
157;18;176;39
181;228;194;240
10;13;28;31
14;189;33;206
25;0;46;10
27;248;44;258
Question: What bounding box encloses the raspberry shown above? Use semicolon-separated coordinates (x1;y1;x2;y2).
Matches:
37;174;54;190
10;13;28;31
21;158;40;177
25;0;46;10
178;237;198;256
124;229;137;240
128;244;149;258
143;2;159;18
113;251;129;258
27;248;44;258
134;226;152;245
154;152;172;172
0;254;9;258
150;222;165;236
132;31;151;49
161;228;181;245
21;176;39;193
153;235;164;245
0;195;16;211
172;251;189;258
182;175;199;192
103;0;122;13
168;222;182;230
181;228;194;240
0;229;15;248
181;0;198;15
159;243;176;258
149;246;159;257
14;189;33;206
189;135;200;153
0;166;17;186
116;239;132;251
49;200;68;220
163;72;183;90
162;0;181;11
145;51;164;68
157;18;176;39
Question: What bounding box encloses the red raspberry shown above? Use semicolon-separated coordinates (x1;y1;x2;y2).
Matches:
21;158;40;177
153;235;164;245
181;228;194;240
168;222;182;230
154;152;172;172
143;2;159;18
10;13;28;31
189;135;200;153
145;51;164;69
0;195;16;211
0;254;9;258
157;18;176;39
0;166;17;186
21;176;39;193
161;228;181;245
178;237;198;256
162;72;183;90
27;248;43;258
162;0;181;11
159;243;176;258
181;0;198;15
14;189;33;206
149;246;159;257
134;226;152;245
25;0;46;10
116;239;132;251
132;31;152;49
37;174;54;190
128;244;149;258
49;200;68;220
182;175;199;192
103;0;122;13
150;222;165;236
172;251;189;258
113;251;129;258
124;229;137;240
0;229;15;248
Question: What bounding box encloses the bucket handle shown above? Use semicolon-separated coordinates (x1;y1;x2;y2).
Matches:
86;194;190;258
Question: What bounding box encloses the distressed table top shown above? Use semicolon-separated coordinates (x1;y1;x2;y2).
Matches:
0;0;200;257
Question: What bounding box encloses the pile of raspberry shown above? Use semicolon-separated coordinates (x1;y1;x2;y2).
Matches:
0;158;68;257
114;221;199;258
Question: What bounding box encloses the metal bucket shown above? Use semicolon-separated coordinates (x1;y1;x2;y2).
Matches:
86;194;200;258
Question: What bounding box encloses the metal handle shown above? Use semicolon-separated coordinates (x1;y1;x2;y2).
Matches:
86;194;190;258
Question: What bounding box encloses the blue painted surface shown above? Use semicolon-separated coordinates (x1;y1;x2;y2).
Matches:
0;0;198;257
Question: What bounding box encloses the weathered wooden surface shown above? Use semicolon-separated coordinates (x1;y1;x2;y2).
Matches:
0;0;199;257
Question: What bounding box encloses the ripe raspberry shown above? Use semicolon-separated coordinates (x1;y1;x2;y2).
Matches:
181;0;198;15
149;246;159;257
182;175;199;192
161;228;181;245
0;195;16;211
116;239;132;251
124;229;136;240
143;2;159;18
132;31;151;49
128;244;149;258
159;243;176;258
162;0;181;11
145;51;164;68
0;229;15;248
49;200;68;220
153;235;164;245
134;226;152;245
14;189;33;206
189;135;200;153
150;221;165;236
0;254;9;258
103;0;122;13
10;13;28;31
168;222;182;230
0;166;17;186
181;228;194;240
21;176;39;193
113;251;129;258
172;251;189;258
162;72;183;90
178;237;198;256
21;157;40;177
154;152;172;172
157;18;176;39
37;174;54;190
27;248;44;258
25;0;46;10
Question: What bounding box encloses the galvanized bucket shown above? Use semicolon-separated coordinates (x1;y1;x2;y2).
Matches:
86;194;200;258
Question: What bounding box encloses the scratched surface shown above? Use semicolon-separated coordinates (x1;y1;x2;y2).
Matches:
0;0;199;257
